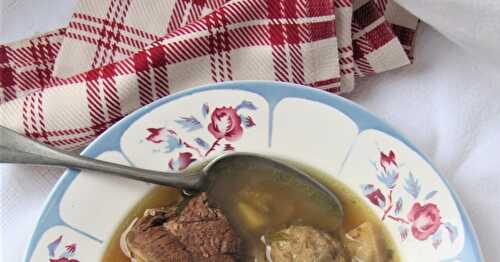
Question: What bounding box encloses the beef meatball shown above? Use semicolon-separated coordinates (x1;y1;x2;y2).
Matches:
266;225;346;262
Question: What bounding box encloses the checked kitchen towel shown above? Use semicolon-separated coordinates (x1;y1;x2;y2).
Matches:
0;0;418;150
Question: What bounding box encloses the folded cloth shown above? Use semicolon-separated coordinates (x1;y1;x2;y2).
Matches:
0;0;418;149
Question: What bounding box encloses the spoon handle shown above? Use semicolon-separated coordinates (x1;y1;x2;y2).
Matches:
0;126;201;189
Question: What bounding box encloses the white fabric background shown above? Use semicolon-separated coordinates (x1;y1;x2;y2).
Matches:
396;0;500;69
1;0;500;261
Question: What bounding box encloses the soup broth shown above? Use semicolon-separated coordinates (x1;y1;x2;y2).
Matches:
102;161;400;261
101;186;182;262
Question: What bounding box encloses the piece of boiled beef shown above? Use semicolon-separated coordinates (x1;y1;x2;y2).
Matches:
123;192;241;262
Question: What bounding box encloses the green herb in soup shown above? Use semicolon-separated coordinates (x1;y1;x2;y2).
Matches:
102;162;400;262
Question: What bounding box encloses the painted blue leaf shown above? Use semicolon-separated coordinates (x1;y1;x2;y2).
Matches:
377;169;399;189
431;229;442;249
165;135;183;153
395;197;403;215
424;190;438;200
194;137;209;149
404;173;421;199
47;235;62;257
236;100;257;111
202;103;209;118
175;116;202;132
444;222;458;243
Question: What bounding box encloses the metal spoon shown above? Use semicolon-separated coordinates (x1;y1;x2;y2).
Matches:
0;126;343;221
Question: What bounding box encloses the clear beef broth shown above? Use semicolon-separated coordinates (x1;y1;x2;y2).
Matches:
103;160;400;262
205;160;344;261
101;186;182;262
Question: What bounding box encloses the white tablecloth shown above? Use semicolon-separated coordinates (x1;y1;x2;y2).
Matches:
1;1;499;261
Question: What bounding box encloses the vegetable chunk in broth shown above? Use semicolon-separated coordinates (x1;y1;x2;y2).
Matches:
103;160;400;262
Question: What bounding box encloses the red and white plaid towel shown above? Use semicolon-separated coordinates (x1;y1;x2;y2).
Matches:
0;0;418;150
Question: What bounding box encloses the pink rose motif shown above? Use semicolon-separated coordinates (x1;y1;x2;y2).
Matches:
380;150;397;171
208;107;243;142
407;202;442;240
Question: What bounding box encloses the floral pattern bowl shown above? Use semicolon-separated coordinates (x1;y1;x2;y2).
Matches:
25;81;483;262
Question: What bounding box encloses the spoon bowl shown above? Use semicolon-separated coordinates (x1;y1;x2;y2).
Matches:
203;153;344;229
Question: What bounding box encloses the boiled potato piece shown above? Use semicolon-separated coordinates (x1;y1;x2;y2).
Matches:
344;222;385;262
